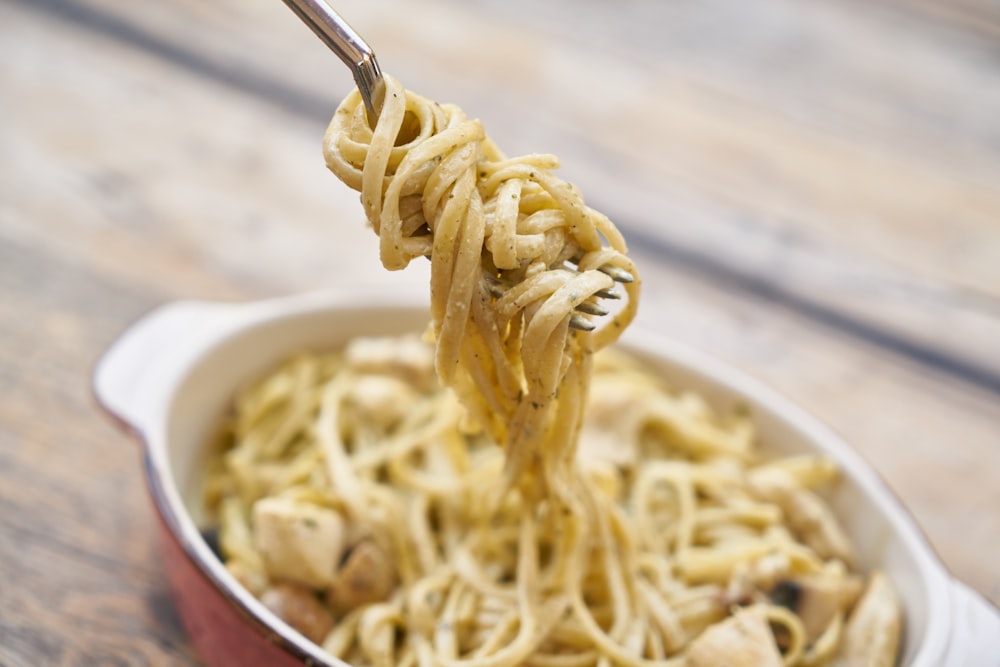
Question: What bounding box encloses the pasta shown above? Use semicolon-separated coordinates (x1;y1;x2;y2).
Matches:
205;76;901;667
323;75;639;500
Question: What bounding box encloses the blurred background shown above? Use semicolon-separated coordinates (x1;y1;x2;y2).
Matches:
1;0;998;663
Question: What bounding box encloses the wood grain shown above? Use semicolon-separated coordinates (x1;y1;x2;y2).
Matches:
1;0;998;664
0;237;201;665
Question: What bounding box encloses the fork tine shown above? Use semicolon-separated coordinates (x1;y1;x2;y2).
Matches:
574;299;609;317
594;286;620;300
485;278;506;299
566;254;634;285
484;273;614;329
599;265;634;284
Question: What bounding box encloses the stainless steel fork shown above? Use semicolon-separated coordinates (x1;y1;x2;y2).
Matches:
280;0;384;127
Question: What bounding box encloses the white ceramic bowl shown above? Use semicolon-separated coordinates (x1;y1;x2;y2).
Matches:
93;289;1000;666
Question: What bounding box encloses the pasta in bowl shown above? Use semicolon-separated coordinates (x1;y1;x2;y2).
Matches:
207;330;889;666
93;289;1000;667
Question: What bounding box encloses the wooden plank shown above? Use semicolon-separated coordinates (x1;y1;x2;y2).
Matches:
0;235;202;666
858;0;1000;42
20;0;1000;389
0;0;419;301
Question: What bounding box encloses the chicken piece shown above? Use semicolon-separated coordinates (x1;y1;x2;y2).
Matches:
344;335;435;390
252;497;346;588
748;469;856;567
685;606;783;667
326;540;398;615
260;583;335;644
577;377;642;468
770;574;863;642
347;374;419;431
835;571;901;667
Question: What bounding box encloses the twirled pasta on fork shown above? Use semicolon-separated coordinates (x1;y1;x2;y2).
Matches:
324;74;639;495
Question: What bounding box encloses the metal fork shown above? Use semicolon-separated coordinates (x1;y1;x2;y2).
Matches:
280;0;384;127
280;0;633;329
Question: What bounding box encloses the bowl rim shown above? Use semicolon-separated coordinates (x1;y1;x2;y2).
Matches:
93;288;961;666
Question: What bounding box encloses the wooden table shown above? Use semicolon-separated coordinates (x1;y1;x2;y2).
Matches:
2;0;998;663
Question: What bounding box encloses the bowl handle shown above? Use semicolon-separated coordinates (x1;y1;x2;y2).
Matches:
93;300;230;434
942;578;1000;665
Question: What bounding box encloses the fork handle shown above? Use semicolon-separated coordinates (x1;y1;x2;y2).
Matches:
280;0;382;122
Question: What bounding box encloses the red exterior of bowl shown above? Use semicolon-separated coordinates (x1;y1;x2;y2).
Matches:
156;506;307;667
159;513;286;665
90;299;328;667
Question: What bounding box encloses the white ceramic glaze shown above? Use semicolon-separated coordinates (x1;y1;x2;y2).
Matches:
93;289;1000;667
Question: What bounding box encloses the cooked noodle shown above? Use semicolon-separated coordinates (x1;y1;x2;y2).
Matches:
206;76;900;667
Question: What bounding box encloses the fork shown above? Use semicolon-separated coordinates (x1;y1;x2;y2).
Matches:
279;0;384;127
280;0;633;329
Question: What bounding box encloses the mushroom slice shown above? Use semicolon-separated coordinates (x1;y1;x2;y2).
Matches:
327;540;399;615
260;583;335;644
770;574;863;642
